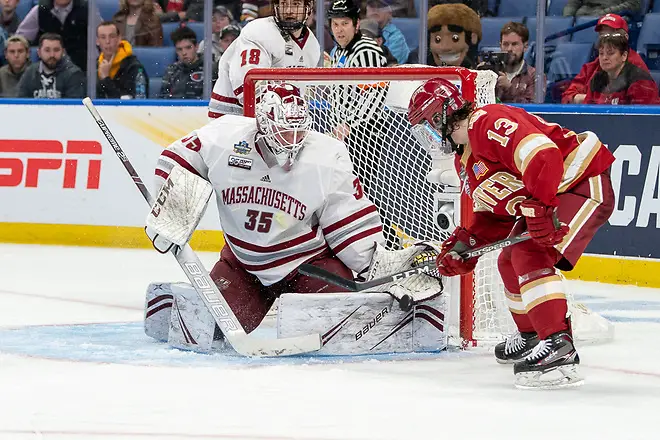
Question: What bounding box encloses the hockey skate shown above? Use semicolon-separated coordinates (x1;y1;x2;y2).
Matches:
494;331;540;364
513;331;584;390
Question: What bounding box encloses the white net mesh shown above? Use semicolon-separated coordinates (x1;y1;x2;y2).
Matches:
247;67;610;346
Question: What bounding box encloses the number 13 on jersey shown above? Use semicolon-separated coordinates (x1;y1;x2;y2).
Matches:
487;118;518;147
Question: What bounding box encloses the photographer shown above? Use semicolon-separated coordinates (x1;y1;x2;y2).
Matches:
487;22;543;103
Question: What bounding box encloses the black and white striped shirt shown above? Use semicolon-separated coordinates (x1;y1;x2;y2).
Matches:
330;34;388;127
331;33;387;68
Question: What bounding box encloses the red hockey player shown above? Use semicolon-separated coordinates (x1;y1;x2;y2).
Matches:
408;78;615;389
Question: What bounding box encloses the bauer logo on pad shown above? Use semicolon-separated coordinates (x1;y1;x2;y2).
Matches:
228;155;253;170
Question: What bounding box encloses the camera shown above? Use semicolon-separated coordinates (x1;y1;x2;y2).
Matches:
477;51;510;74
435;202;456;233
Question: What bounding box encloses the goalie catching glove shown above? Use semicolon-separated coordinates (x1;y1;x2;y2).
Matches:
360;241;444;307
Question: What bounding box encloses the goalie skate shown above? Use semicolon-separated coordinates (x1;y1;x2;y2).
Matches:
513;331;584;390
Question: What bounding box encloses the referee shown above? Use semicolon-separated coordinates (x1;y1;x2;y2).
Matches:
328;0;387;69
328;0;400;247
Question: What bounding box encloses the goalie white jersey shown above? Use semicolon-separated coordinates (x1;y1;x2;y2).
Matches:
155;115;384;285
208;17;321;119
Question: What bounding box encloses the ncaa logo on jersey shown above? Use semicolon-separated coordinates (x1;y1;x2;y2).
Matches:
473;161;489;180
228;155;253;170
233;140;251;155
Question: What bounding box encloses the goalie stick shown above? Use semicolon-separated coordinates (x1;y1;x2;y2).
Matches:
82;97;321;357
298;233;531;311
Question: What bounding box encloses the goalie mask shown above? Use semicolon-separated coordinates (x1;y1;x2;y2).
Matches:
408;78;467;158
256;83;311;170
273;0;312;32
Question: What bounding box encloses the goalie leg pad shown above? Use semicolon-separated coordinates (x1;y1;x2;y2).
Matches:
278;291;447;355
167;282;226;353
144;282;177;342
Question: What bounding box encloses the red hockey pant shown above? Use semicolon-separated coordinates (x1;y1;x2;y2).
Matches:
498;172;615;339
210;245;353;333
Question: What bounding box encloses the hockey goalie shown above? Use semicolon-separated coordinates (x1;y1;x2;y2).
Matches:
144;83;446;356
407;78;615;388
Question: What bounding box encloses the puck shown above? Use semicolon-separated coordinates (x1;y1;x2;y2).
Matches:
398;294;413;312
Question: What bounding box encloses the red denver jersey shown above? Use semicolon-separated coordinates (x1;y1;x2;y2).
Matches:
458;104;615;242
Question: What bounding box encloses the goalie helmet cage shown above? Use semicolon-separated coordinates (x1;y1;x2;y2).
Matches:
242;66;607;347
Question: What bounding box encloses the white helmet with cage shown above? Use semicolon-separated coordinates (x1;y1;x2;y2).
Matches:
256;83;311;170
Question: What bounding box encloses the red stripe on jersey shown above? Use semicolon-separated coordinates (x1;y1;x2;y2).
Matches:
294;26;310;49
322;205;379;235
211;92;240;105
239;245;327;271
225;226;320;253
331;226;383;254
208;111;224;119
233;85;243;96
155;168;170;180
161;150;201;177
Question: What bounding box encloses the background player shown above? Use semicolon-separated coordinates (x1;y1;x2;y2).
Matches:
408;78;615;388
208;0;320;119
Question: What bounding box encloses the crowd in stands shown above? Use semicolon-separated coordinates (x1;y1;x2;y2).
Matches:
0;0;658;104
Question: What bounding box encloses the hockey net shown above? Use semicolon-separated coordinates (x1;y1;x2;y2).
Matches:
243;66;613;347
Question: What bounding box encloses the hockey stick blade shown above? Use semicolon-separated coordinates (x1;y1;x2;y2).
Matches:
299;233;531;294
83;97;321;357
299;261;436;293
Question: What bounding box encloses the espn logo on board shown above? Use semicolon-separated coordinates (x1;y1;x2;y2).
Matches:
0;140;102;189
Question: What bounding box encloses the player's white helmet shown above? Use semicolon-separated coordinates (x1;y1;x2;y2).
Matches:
256;83;311;170
273;0;312;32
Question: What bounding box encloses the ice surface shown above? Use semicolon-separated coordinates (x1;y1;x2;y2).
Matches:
1;244;659;439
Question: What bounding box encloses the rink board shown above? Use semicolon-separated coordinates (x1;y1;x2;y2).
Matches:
0;100;659;286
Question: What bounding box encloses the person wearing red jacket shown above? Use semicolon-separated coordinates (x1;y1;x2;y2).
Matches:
585;33;659;104
408;78;615;388
561;13;649;104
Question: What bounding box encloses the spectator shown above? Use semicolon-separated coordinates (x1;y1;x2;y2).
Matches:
17;33;85;98
160;26;212;98
561;14;648;104
96;21;149;99
584;33;658;104
197;6;236;62
306;7;334;53
0;35;30;97
1;0;20;35
240;1;259;24
155;0;187;22
365;0;409;64
359;18;397;65
217;24;240;56
563;0;641;17
495;22;543;103
113;0;164;47
16;0;100;73
180;0;251;23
